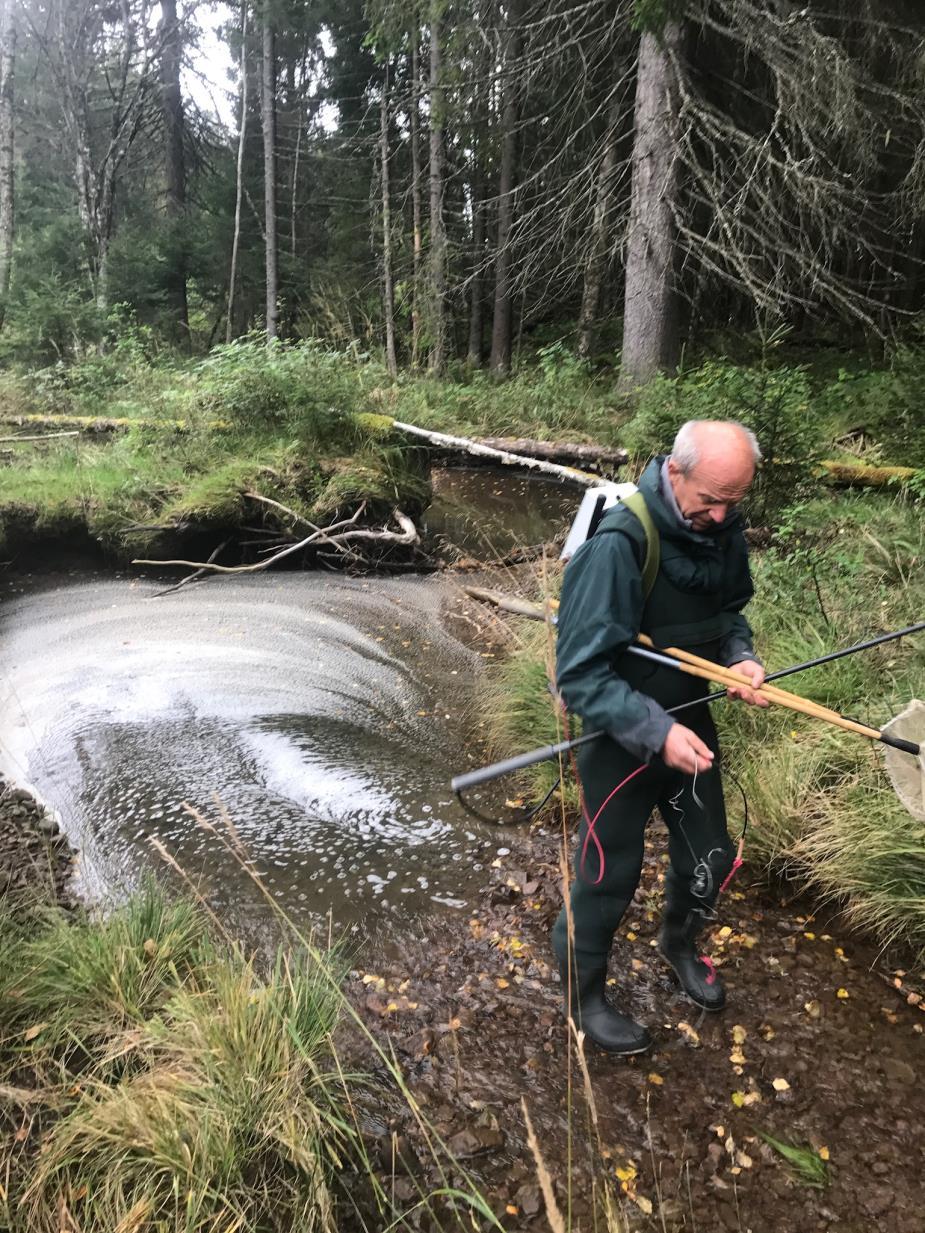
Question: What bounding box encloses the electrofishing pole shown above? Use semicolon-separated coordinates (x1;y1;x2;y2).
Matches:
451;620;925;796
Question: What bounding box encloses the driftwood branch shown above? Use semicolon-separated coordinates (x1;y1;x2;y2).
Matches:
390;420;607;487
134;503;420;585
152;539;231;598
243;489;316;529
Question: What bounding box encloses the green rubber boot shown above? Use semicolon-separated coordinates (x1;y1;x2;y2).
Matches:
551;919;652;1055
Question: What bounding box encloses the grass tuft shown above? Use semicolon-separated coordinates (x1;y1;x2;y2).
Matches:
759;1132;829;1188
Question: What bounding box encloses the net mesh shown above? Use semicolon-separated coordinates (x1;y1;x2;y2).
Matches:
881;700;925;822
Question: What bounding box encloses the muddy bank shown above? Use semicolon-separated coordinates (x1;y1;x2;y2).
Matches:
0;775;76;910
349;820;925;1232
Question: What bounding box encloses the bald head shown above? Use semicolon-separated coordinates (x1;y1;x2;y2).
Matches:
667;420;761;531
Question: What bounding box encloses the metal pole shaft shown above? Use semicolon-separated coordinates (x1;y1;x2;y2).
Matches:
451;622;925;792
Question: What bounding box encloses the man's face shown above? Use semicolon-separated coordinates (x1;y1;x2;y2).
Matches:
667;456;754;533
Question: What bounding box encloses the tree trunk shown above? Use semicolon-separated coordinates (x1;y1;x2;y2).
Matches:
577;93;621;361
379;69;398;378
410;33;423;369
489;0;522;376
261;7;279;342
0;0;14;331
467;175;485;366
158;0;189;346
617;24;681;392
227;0;248;343
427;11;447;374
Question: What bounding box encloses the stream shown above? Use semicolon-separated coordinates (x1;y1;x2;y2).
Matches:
0;468;576;940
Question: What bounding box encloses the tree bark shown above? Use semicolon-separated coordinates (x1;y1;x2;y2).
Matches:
467;174;485;366
577;93;621;361
0;0;14;331
158;0;189;346
227;0;249;343
261;6;279;342
489;0;523;376
409;33;423;369
427;11;447;374
617;24;681;392
379;69;398;378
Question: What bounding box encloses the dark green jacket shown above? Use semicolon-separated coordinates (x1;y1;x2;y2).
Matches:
556;456;758;762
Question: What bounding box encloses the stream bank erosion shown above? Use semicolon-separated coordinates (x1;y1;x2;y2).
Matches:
0;774;74;907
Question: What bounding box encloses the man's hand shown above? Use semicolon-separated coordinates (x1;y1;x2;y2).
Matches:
726;659;769;708
661;723;715;774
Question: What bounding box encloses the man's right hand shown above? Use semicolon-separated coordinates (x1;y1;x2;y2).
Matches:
661;723;715;775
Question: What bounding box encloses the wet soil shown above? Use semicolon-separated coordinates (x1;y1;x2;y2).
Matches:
348;821;924;1232
343;587;925;1233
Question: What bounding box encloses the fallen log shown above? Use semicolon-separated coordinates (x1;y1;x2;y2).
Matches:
473;437;627;470
0;412;229;433
818;460;919;488
391;420;606;487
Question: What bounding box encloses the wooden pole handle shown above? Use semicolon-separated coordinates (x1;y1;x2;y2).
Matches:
635;635;885;743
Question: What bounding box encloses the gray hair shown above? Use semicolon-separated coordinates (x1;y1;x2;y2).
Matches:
671;420;762;474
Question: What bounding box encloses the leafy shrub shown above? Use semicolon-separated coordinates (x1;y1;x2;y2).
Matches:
193;336;386;450
815;345;925;468
621;360;824;522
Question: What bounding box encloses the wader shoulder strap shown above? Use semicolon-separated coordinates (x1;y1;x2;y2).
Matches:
620;489;660;601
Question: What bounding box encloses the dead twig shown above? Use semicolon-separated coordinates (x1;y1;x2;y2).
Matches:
134;503;420;583
152;538;231;597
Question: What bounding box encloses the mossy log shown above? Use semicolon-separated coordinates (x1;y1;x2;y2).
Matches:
818;460;919;487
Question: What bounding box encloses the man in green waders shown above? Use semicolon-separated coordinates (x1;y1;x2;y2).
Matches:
551;420;767;1055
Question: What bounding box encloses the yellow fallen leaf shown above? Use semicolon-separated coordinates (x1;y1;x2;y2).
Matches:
772;1077;790;1092
634;1196;653;1215
505;1205;519;1216
504;798;524;809
615;1163;637;1184
648;1073;664;1085
713;1125;725;1138
836;988;849;999
803;931;816;940
732;1024;747;1044
736;1150;754;1168
626;931;637;941
730;1166;742;1176
23;1022;48;1042
731;1091;746;1108
496;978;510;989
677;1021;700;1045
730;1048;746;1065
818;1146;830;1161
717;926;733;940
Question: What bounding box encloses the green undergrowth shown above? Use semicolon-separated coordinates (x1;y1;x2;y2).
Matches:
0;425;428;558
3;335;925;560
0;883;351;1232
480;491;925;960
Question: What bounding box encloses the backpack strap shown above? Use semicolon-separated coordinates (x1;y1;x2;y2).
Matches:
620;488;660;601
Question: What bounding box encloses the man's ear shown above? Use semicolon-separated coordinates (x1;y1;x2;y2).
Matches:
666;457;681;480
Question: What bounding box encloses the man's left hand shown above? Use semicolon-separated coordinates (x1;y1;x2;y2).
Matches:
727;659;769;707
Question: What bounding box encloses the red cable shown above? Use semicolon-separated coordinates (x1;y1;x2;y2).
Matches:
578;763;648;884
